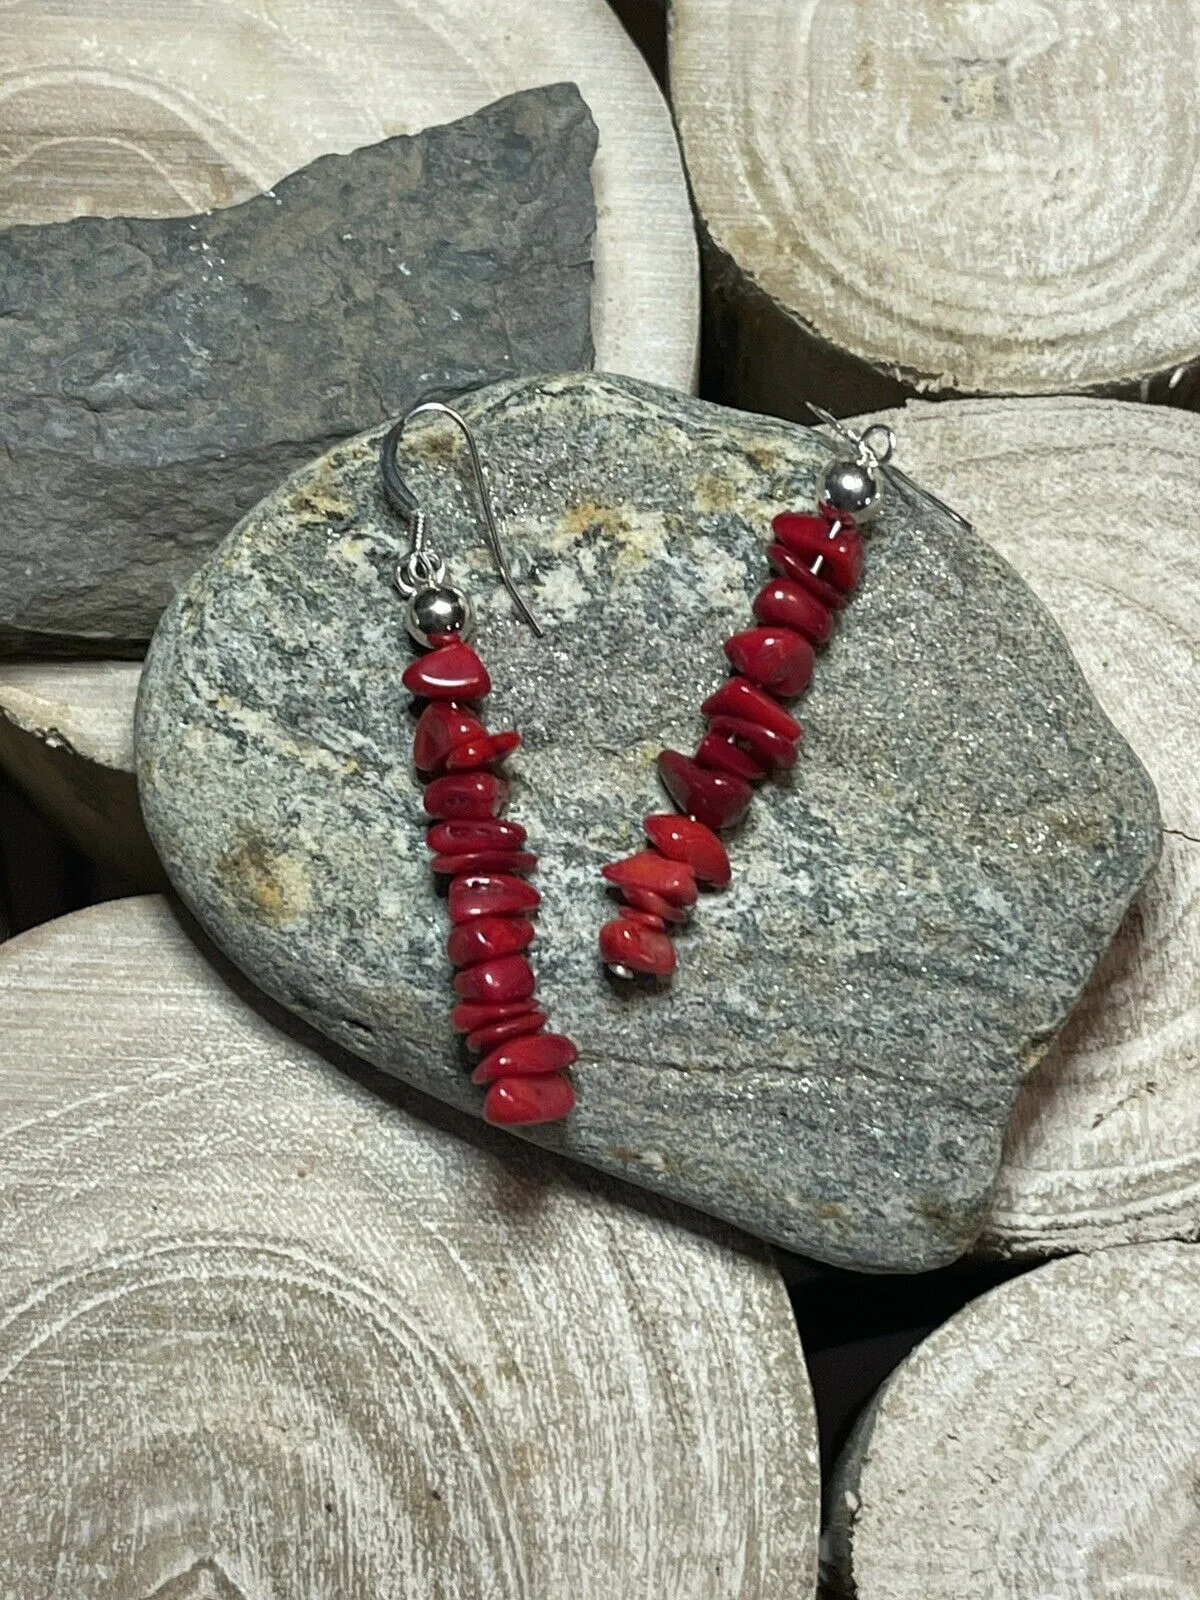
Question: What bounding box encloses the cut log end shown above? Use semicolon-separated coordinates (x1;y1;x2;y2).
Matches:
673;0;1200;413
0;895;818;1595
826;1243;1200;1600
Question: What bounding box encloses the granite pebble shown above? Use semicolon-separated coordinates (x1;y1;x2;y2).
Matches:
136;374;1161;1270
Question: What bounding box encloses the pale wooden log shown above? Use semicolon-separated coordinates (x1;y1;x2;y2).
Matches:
0;0;698;869
845;397;1200;1257
0;894;818;1598
825;1242;1200;1600
671;0;1200;419
0;660;163;887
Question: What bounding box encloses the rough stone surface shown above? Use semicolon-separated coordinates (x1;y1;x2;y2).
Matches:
0;85;596;654
136;373;1161;1271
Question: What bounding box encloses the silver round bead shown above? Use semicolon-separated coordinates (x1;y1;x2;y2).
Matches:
817;456;882;523
405;585;474;647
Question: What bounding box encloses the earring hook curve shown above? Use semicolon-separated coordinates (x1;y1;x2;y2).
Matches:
380;401;543;638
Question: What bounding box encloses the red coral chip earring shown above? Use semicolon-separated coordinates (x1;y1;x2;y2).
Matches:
598;407;973;986
382;402;578;1126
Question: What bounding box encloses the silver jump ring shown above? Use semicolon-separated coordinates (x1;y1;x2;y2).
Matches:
395;550;446;598
859;424;896;467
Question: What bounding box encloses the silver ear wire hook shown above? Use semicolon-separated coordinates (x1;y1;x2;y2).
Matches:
805;402;974;534
380;400;543;640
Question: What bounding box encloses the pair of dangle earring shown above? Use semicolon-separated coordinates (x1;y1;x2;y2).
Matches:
382;401;970;1127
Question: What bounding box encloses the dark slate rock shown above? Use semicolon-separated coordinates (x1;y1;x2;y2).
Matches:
135;373;1161;1271
0;85;596;654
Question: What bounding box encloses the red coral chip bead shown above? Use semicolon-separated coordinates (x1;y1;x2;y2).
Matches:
599;917;677;978
451;998;537;1033
770;509;844;540
767;543;847;609
466;1009;548;1055
471;1031;579;1085
707;713;799;772
752;578;835;645
430;849;539;877
483;1072;576;1125
724;626;814;698
657;750;753;832
772;511;863;592
602;851;698;907
423;773;508;820
695;729;768;783
618;905;668;930
643;814;732;889
402;640;492;701
452;953;536;1004
701;677;802;741
619;884;690;924
448;873;541;922
444;730;522;772
412;701;486;774
447;915;536;968
427;819;528;854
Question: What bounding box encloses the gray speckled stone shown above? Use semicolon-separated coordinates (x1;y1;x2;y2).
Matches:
136;373;1161;1271
0;85;595;654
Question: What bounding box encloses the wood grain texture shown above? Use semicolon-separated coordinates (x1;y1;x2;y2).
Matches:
845;397;1200;1257
671;0;1200;418
0;894;818;1598
825;1242;1200;1600
0;0;699;869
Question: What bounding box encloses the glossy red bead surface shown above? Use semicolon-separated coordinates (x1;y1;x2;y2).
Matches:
446;915;536;968
423;772;508;820
471;1032;579;1085
448;873;541;922
427;819;527;855
695;729;768;783
643;814;732;889
602;851;698;907
772;511;863;592
430;849;538;877
707;713;799;771
752;578;835;645
599;917;677;977
451;998;536;1034
452;953;536;1004
701;677;802;741
619;884;690;923
444;730;522;772
768;543;847;609
402;640;492;701
768;510;831;543
617;905;668;930
657;750;753;832
483;1072;575;1126
466;1009;548;1055
724;627;814;698
412;701;486;774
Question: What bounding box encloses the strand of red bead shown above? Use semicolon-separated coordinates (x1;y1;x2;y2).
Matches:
403;633;578;1126
599;507;863;980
